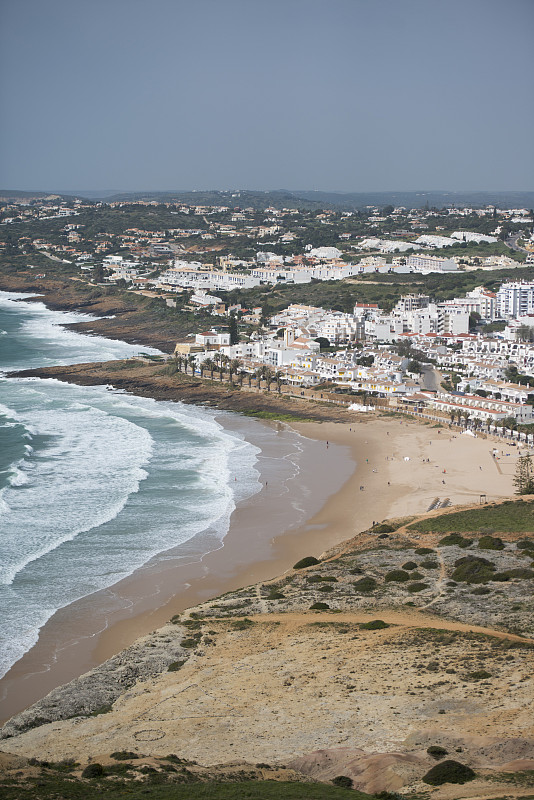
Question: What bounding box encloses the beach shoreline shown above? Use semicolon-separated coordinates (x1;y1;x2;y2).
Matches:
0;399;518;726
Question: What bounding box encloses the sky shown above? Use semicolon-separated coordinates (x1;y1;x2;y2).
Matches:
0;0;533;194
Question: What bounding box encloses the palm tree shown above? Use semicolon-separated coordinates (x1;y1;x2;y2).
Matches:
229;358;242;385
204;358;216;379
274;370;284;393
187;355;197;375
175;354;184;373
263;367;274;392
254;366;265;389
449;409;456;426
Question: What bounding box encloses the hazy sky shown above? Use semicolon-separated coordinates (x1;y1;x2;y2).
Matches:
1;0;533;193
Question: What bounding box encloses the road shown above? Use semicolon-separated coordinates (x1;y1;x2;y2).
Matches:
420;364;441;391
505;232;529;254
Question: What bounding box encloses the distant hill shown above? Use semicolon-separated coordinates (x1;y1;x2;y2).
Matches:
2;187;533;210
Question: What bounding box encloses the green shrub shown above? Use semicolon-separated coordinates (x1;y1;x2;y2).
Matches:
231;618;255;630
180;638;199;648
410;571;424;580
168;660;186;671
294;556;320;569
267;590;285;600
317;584;334;592
353;576;377;593
170;614;181;624
427;745;448;760
307;575;337;583
439;533;473;548
478;535;504;550
82;763;104;778
493;568;534;581
372;523;394;533
402;561;418;570
310;602;330;610
415;547;434;555
349;566;363;574
332;775;353;788
407;582;428;593
468;670;491;680
360;619;390;630
423;760;475;786
385;569;411;582
517;539;534;551
471;586;491;595
110;751;139;760
420;560;439;569
451;555;495;584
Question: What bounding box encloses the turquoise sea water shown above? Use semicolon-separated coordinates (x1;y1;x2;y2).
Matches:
0;292;263;679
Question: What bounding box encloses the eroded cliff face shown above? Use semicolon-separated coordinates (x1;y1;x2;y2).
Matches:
2;512;533;797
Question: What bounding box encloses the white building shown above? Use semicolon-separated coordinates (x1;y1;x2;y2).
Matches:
497;281;534;319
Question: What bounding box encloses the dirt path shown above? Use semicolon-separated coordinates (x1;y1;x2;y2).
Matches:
248;609;532;642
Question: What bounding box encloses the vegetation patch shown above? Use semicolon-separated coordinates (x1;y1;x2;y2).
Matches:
415;547;435;555
420;559;439;569
423;759;476;786
438;533;473;548
401;561;418;570
168;660;186;672
409;499;534;534
478;535;505;550
407;582;429;593
310;602;330;610
451;555;495;584
353;576;377;593
293;556;320;569
385;569;411;582
231;618;255;630
110;751;139;760
492;567;534;581
427;745;448;760
360;619;390;630
467;670;492;680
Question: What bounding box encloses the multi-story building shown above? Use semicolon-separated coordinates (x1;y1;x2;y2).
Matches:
496;281;534;319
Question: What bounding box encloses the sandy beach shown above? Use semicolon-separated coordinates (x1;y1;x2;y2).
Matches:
0;409;519;725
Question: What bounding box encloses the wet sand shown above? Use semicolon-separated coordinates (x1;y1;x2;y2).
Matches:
0;413;518;725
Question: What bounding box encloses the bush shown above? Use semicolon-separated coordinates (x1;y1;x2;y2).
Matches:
471;586;491;595
478;535;504;550
294;556;320;569
267;590;285;599
317;584;334;592
310;602;330;610
517;539;534;551
360;619;390;630
451;555;495;584
427;745;448;760
493;568;534;581
385;569;411;583
332;775;354;788
402;561;418;570
372;523;394;533
110;751;139;760
423;760;476;786
231;618;255;630
353;576;377;593
407;582;428;593
82;763;104;778
168;660;186;671
420;560;439;569
439;533;473;548
468;670;491;680
180;638;199;648
307;575;337;583
410;571;424;580
415;547;434;555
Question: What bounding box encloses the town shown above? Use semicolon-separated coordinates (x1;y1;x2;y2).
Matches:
1;190;534;439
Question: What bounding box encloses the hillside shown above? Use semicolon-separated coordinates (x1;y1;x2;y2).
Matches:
1;500;533;799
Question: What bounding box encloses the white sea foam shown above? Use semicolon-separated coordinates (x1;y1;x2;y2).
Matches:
0;293;264;679
0;377;262;679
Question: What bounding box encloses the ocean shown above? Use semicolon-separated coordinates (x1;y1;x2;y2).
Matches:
0;291;265;680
